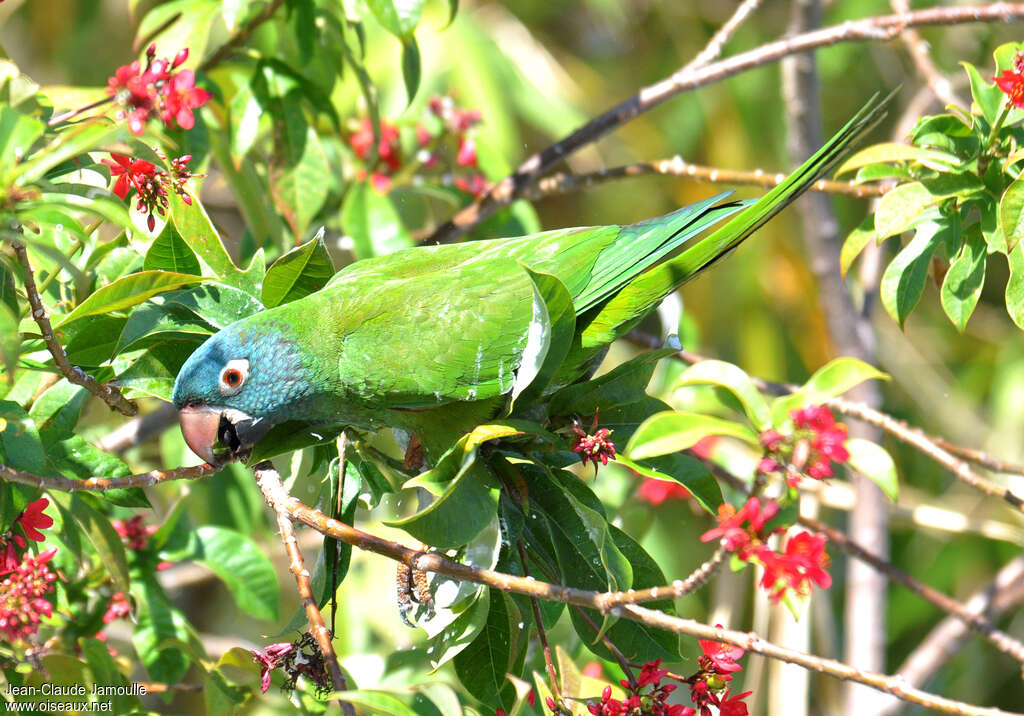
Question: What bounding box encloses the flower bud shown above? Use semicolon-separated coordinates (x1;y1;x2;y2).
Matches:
146;43;157;60
173;48;189;68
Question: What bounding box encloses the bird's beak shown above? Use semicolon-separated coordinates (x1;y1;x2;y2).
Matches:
179;404;224;465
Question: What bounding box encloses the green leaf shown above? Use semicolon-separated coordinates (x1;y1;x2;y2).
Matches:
58;493;131;595
874;182;937;240
512;269;575;408
340;180;414;259
144;221;202;275
191;526;280;621
675;360;772;430
834;143;960;177
549;349;673;422
0;303;19;385
271;125;330;238
999;176;1024;254
1005;243;1024;329
0;105;44;178
453;588;521;711
131;573;193;683
261;232;335;308
940;226;987;331
840;215;875;278
326;691;418;716
47;435;150;507
845;438;899;500
962;61;1005;126
366;0;425;37
800;357;889;400
0;400;46;474
246;421;341;463
880;221;942;328
921;172;985;200
57;270;206;327
159;282;265;329
170;191;256;295
910;114;979;157
115;302;216;355
15;121;121;186
615;452;722;513
625;411;758;460
29;380;86;444
401;35;421;105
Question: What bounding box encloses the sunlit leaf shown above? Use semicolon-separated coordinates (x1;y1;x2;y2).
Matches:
626;411;758;460
846;438;898;500
261;231;335;308
57;271;206;327
675;360;772;430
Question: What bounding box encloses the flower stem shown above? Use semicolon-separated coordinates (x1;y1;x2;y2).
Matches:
979;101;1012;176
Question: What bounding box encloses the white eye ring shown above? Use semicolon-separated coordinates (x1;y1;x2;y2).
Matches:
218;359;249;396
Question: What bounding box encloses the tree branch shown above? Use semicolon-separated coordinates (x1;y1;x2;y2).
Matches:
680;0;765;73
0;462;213;491
520;158;889;203
11;239;137;416
247;462;1020;716
890;0;963;108
252;462;354;716
427;2;1024;244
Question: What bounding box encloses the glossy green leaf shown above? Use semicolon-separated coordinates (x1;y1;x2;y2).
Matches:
271;125;330;238
261;232;335;308
800;357;889;399
0;303;19;385
340;180;414;259
453;588;521;711
940;226;987;332
144;221;202;275
874;182;936;240
191;526;279;621
61;493;131;596
880;221;942;328
366;0;425;37
999;176;1024;254
549;349;673;421
615;452;722;513
626;411;758;460
0;400;46;474
0;105;43;178
47;435;150;507
962;61;1005;126
840;215;875;278
57;271;206;327
158;282;265;329
846;438;899;500
675;360;772;430
834;143;959;177
131;573;192;683
1005;243;1024;329
170;191;256;295
115;302;215;355
326;691;418;716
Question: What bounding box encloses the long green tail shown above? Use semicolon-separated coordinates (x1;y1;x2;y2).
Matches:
578;92;890;350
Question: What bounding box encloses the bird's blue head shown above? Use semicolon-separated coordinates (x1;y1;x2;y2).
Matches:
172;316;313;464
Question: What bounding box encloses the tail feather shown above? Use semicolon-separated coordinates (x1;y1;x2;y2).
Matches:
578;92;891;350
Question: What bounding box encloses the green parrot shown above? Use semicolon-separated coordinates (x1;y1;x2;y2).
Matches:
172;96;886;466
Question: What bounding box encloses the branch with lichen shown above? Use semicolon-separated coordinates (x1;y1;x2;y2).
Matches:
428;2;1024;243
10;239;138;416
0;462;214;491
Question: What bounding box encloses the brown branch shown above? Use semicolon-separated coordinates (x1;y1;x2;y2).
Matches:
681;0;765;73
596;546;726;610
427;2;1024;243
521;159;889;202
248;462;1018;715
927;437;1024;479
198;0;287;73
94;403;179;454
890;0;962;108
252;462;354;716
0;462;213;491
11;239;137;416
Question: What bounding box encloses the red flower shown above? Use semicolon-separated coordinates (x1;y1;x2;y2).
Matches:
161;70;211;131
700;498;779;555
637;478;691;506
571;425;616;474
698;628;744;678
716;689;752;716
349;119;402;171
102;152;198;231
15;498;53;543
456;136;477;166
112;514;158;551
0;548;58;643
250;642;296;693
755;531;831;601
637;658;669;687
102;591;131;623
102;154;157;200
994;50;1024;109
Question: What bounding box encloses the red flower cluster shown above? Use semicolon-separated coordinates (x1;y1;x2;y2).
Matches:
102;152;199;231
0;548;58;643
102;591;131;624
993;50;1024;109
571;415;616;475
2;498;54;574
251;642;296;693
700;499;831;602
757;531;831;602
583;660;688;716
106;45;210;135
349;118;402;192
758;405;849;486
111;513;172;570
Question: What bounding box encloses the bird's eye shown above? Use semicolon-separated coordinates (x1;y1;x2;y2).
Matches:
218;359;249;396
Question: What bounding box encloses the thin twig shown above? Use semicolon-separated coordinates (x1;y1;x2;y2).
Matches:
11;239;137;416
198;0;287;72
0;462;213;491
890;0;962;108
252;462;354;716
428;2;1024;243
596;546;726;610
248;462;1019;716
517;540;561;699
520;159;889;203
681;0;765;73
929;438;1024;479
